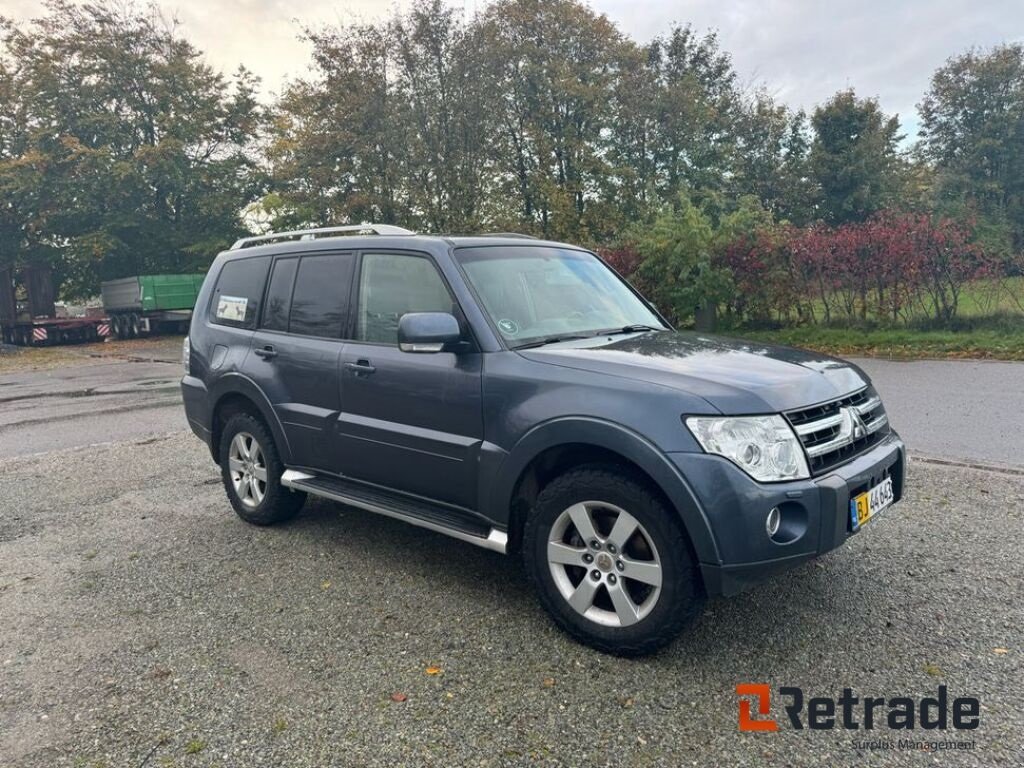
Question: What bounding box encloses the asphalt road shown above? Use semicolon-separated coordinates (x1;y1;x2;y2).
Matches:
0;359;185;459
854;358;1024;469
1;342;1022;766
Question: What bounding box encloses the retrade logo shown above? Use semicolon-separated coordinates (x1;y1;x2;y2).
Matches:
736;684;778;732
736;684;980;732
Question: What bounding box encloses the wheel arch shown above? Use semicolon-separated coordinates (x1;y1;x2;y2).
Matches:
492;418;720;566
209;374;292;465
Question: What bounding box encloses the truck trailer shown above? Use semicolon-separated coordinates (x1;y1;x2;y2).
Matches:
101;273;205;338
0;266;111;346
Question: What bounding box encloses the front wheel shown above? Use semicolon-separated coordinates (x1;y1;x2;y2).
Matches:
219;413;306;525
523;465;705;656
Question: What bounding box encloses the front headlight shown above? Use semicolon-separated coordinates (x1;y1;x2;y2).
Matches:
685;415;809;482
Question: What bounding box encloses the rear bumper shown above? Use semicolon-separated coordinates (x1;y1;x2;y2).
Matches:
673;432;905;597
181;375;214;457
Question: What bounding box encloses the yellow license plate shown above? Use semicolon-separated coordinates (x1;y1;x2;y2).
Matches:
850;477;894;531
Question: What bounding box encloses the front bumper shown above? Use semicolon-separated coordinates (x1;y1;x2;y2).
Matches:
669;431;905;597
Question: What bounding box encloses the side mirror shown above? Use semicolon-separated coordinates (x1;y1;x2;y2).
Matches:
398;312;462;353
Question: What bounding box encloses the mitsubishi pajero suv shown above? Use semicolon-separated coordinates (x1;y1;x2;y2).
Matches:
181;224;905;655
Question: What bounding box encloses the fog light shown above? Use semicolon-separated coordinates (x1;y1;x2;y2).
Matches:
766;507;781;537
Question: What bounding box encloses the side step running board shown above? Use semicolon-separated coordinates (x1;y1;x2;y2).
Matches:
281;470;508;554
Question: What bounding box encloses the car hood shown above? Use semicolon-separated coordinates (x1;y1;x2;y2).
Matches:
518;331;870;414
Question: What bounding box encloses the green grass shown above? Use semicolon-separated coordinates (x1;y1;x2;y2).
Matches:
957;276;1024;317
726;276;1024;360
795;276;1024;325
735;325;1024;361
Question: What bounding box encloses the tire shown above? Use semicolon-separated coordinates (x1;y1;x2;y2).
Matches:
218;413;306;525
523;465;705;656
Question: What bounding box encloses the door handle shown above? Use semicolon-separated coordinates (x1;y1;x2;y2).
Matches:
253;345;278;359
344;359;376;376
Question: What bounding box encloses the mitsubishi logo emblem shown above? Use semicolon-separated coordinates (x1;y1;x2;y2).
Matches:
842;406;867;440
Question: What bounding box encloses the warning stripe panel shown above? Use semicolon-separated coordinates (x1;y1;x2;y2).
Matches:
32;327;47;341
97;323;111;337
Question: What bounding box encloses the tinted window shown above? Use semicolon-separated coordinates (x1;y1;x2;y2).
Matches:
261;257;297;332
355;253;453;344
211;256;270;329
288;253;355;338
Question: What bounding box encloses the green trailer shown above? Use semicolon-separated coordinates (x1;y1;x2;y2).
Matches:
101;273;206;338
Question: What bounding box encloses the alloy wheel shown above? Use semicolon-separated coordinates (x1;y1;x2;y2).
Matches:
547;501;663;628
228;432;268;508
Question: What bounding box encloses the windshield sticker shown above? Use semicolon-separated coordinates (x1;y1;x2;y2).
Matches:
498;318;519;335
216;295;248;323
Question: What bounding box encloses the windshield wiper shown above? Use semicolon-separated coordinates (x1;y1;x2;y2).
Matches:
512;334;594;350
513;325;664;350
601;324;665;336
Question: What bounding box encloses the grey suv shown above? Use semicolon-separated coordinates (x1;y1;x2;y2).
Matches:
181;224;905;655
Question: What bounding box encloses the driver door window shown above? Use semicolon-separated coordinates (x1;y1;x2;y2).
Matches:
354;253;453;344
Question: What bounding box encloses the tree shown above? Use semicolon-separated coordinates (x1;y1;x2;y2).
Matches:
477;0;626;241
267;0;749;244
810;89;903;224
267;0;497;234
918;44;1024;253
629;194;734;324
731;94;814;225
648;27;739;209
391;1;496;232
266;20;409;230
0;1;262;297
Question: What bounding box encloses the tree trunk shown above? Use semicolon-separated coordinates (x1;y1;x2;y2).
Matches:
694;302;717;332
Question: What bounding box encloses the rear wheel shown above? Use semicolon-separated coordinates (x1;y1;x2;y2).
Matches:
218;413;305;525
523;465;705;656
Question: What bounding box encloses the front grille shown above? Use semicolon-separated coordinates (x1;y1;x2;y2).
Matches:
786;387;890;475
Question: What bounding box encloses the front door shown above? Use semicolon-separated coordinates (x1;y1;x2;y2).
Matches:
336;251;483;510
249;251;354;471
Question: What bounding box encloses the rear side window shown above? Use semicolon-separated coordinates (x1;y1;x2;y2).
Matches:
261;257;297;332
355;253;453;344
288;253;355;338
211;256;270;329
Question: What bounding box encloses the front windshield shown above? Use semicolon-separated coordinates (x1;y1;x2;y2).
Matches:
455;246;666;347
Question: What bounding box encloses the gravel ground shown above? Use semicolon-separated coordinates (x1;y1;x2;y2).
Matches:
1;432;1021;767
0;335;184;374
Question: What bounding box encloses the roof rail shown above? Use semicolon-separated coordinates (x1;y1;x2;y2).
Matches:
230;223;416;250
476;232;539;240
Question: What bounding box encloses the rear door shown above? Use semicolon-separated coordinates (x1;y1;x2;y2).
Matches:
207;254;272;379
249;251;355;471
336;251;484;509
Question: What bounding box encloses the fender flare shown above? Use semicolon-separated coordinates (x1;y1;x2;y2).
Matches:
488;417;720;565
208;373;293;465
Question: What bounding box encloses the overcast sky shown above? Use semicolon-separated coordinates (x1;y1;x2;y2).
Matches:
6;0;1023;139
